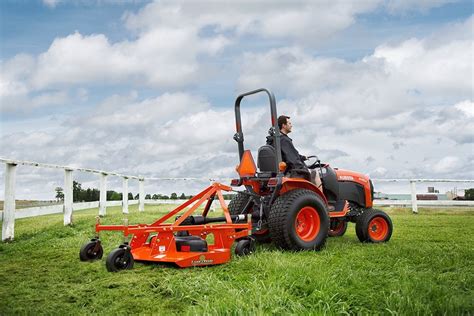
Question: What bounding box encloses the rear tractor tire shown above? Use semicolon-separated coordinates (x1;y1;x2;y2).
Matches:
328;219;348;237
355;209;393;243
228;192;271;243
268;189;329;251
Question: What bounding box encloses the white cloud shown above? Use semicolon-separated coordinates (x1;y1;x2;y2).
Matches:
238;16;473;118
0;54;34;97
124;1;381;43
4;0;459;100
384;0;458;14
432;156;460;173
82;91;212;130
26;0;380;91
30;29;228;89
455;100;474;117
370;167;388;177
372;36;472;97
3;1;383;97
42;0;59;8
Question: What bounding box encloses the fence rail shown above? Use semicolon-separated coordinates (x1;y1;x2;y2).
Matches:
1;157;473;242
373;200;474;207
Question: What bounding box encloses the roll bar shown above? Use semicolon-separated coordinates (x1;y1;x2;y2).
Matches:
233;88;282;171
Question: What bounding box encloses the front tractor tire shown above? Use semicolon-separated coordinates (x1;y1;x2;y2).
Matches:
268;189;329;251
355;209;393;243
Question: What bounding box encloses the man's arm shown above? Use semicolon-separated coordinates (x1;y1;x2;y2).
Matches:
281;138;306;169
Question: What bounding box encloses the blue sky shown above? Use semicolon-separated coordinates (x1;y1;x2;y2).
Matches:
0;0;473;199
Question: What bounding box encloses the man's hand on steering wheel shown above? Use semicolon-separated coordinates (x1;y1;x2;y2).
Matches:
304;155;320;169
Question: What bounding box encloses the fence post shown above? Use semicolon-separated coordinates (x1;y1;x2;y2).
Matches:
2;163;17;241
410;180;418;214
64;169;73;225
99;173;107;217
122;177;129;214
139;178;145;212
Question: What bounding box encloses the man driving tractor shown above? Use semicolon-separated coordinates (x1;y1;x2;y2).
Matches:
267;115;322;188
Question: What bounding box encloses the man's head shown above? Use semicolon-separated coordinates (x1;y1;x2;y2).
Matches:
278;115;292;134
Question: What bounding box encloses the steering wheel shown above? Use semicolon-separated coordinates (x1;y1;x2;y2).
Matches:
304;155;320;169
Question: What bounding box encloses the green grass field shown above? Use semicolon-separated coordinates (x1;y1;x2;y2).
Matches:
0;205;473;315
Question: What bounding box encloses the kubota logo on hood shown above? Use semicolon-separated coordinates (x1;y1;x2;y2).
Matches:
338;175;354;181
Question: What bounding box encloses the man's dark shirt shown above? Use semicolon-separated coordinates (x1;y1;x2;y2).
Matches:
266;133;306;171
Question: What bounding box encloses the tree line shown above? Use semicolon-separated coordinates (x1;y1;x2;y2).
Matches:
55;181;236;202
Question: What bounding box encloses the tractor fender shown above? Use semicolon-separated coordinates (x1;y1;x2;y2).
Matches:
279;177;328;205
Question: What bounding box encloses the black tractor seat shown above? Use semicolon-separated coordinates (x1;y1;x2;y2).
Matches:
257;144;313;182
257;145;278;175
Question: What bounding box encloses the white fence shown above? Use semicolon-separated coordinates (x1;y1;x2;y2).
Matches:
1;157;473;242
372;179;474;212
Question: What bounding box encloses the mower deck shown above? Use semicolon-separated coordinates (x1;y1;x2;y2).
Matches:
86;183;253;269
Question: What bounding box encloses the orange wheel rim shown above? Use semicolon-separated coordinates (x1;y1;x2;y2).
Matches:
368;217;389;241
331;221;345;233
254;229;269;235
294;206;320;242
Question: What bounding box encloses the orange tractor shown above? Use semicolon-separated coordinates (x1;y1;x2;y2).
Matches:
79;88;392;272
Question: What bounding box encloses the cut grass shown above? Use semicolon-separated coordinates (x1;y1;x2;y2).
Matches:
0;205;473;315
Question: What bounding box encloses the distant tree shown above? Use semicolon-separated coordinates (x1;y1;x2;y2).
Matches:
85;188;92;201
152;194;159;200
145;194;151;199
134;194;139;200
73;181;82;202
179;193;186;199
55;187;64;201
170;193;178;200
465;188;474;200
162;195;169;200
107;191;122;201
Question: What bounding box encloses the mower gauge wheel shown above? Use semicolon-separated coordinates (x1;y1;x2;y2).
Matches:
106;247;135;272
79;240;104;261
235;238;256;256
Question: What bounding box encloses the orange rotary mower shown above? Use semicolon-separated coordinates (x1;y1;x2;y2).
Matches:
79;182;254;271
79;88;393;272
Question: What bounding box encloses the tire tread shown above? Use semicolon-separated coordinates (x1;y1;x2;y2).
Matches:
355;208;393;243
269;189;328;251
